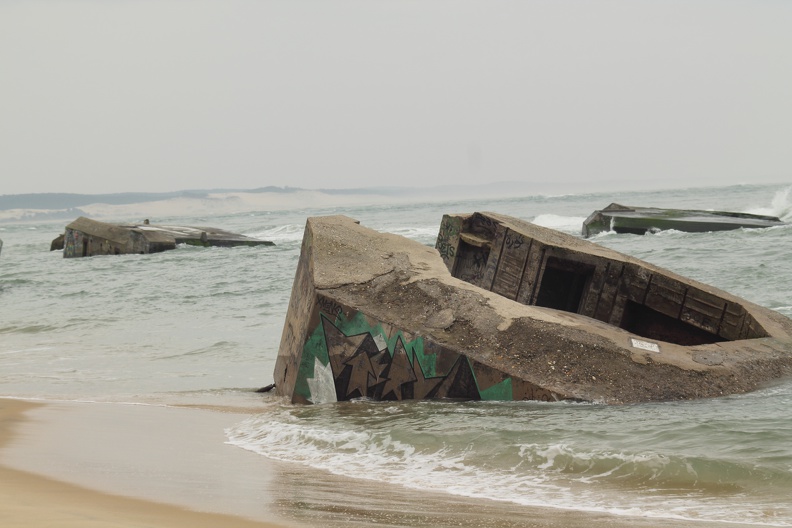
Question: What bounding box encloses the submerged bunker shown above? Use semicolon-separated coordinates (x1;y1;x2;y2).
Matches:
55;217;273;257
273;213;792;405
582;203;786;237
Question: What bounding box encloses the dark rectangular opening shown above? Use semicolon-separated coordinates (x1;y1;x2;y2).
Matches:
534;258;592;314
620;300;721;345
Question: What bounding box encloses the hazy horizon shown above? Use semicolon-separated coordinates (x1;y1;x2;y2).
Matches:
2;177;786;202
2;1;790;196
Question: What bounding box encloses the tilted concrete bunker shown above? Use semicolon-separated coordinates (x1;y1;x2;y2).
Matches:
582;203;786;237
438;212;771;346
273;213;792;405
56;217;273;257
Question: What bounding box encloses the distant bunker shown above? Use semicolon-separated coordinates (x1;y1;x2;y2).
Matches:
54;217;273;257
274;212;792;405
583;203;786;237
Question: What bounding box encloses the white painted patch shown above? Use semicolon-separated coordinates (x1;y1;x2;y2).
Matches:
630;338;660;353
373;334;388;352
306;357;338;404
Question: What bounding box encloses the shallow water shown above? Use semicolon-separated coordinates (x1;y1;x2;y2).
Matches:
2;182;792;525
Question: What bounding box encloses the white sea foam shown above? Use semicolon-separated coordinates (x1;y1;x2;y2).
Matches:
225;414;791;525
773;186;792;222
531;214;587;235
0;347;54;355
381;226;439;243
744;186;792;221
247;224;305;243
226;416;561;503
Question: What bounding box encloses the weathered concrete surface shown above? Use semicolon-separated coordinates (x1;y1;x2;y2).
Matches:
439;212;777;344
56;217;273;258
273;214;792;405
50;234;64;251
582;203;786;237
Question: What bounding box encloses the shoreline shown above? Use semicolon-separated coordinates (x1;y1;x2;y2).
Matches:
0;398;291;528
0;397;762;528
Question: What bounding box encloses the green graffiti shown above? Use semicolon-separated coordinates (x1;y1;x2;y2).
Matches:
410;337;439;378
334;310;377;338
295;320;331;401
333;312;441;377
477;377;513;401
299;306;501;402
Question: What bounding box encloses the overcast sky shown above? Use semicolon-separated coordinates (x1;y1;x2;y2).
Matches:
1;0;791;196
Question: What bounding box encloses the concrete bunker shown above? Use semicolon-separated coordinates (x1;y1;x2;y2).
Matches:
273;213;792;405
54;217;273;257
438;212;768;347
582;203;786;237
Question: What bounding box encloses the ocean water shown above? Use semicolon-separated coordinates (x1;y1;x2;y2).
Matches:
2;183;792;526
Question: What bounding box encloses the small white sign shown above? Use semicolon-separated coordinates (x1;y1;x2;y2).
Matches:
630;338;660;353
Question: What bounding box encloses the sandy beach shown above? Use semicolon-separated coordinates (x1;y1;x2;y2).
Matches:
0;398;291;528
1;397;761;528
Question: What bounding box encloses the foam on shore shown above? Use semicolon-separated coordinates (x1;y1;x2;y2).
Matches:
0;397;749;528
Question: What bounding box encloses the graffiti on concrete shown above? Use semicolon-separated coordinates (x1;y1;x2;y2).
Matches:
294;300;560;404
63;230;82;258
434;216;460;260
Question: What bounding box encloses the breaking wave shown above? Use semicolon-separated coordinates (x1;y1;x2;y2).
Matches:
247;224;305;243
745;185;792;222
226;395;792;525
531;214;588;235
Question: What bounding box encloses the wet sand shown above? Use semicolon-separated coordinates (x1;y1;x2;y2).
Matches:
0;398;754;528
0;398;291;528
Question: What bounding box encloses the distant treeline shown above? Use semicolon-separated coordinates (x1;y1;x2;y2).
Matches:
0;186;418;211
0;192;203;211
